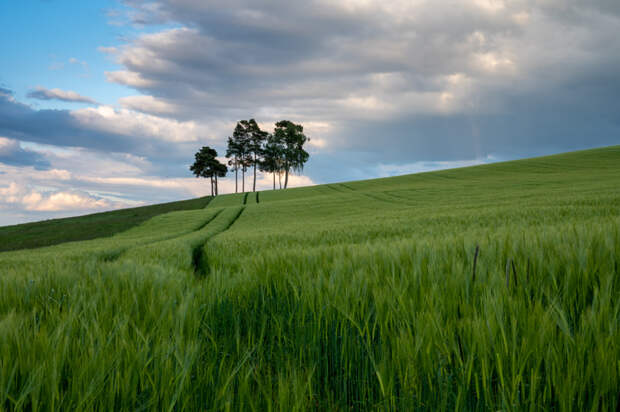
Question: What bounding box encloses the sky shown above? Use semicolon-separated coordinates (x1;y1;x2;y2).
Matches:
1;0;619;226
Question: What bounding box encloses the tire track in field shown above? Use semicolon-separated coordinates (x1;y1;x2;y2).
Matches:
194;209;225;231
326;182;406;207
219;206;245;233
337;183;409;206
336;181;416;207
99;209;224;263
355;190;415;208
359;192;406;206
192;206;245;277
380;191;419;206
326;184;348;193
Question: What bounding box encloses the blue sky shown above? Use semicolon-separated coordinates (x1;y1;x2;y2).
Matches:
1;0;619;225
0;1;128;108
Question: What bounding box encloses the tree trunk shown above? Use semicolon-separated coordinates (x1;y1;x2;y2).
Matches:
273;172;275;190
235;166;238;193
284;168;289;189
242;168;245;192
278;172;281;189
253;154;257;192
215;174;218;196
210;177;214;197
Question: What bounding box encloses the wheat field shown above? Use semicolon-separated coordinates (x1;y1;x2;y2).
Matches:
1;146;618;410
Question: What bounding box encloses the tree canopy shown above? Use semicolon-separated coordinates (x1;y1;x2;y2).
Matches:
226;121;253;193
189;146;228;196
273;120;310;189
260;133;285;190
246;119;269;192
192;119;310;195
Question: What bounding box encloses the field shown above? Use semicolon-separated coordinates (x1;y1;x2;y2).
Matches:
0;146;619;410
0;196;212;252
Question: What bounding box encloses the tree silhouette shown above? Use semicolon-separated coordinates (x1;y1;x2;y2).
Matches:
260;133;285;190
225;136;242;193
230;121;253;192
224;119;311;192
213;160;228;196
189;146;228;196
247;119;268;192
273;120;310;189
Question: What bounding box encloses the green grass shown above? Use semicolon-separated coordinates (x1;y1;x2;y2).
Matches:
0;196;212;252
0;146;619;410
208;192;246;208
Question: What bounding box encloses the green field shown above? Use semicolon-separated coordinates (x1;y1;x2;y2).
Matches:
0;196;212;252
0;146;619;410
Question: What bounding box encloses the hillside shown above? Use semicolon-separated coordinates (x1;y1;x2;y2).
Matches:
0;196;212;252
0;146;618;410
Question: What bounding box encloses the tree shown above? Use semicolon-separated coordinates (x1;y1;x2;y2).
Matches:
273;120;310;189
247;119;268;192
230;121;252;192
225;136;241;193
214;160;228;196
189;146;228;196
260;133;284;190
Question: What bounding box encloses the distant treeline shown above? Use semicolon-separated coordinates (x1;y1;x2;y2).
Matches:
190;120;309;196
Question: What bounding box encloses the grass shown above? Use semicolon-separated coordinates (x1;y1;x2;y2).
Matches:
0;146;619;410
0;196;212;252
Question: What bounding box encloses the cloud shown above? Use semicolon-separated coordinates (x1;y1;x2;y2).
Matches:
118;95;176;114
0;89;211;162
0;137;51;170
70;105;201;143
26;191;110;212
27;86;97;104
0;182;114;212
0;138;316;226
0;88;14;99
105;0;620;163
82;172;315;195
3;0;620;226
68;57;88;68
0;142;194;225
47;57;90;74
105;70;154;88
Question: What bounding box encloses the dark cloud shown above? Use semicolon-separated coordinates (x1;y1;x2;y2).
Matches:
0;138;51;170
336;66;620;164
110;1;529;112
0;90;199;164
0;94;124;150
103;0;620;176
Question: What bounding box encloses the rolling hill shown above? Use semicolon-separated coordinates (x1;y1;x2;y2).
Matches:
0;146;618;410
0;196;212;252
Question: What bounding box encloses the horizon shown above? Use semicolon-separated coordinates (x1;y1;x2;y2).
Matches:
1;144;615;228
1;0;619;225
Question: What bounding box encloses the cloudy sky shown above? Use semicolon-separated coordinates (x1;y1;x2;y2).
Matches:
1;0;619;225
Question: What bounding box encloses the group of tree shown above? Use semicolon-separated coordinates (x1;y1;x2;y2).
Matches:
190;119;309;195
